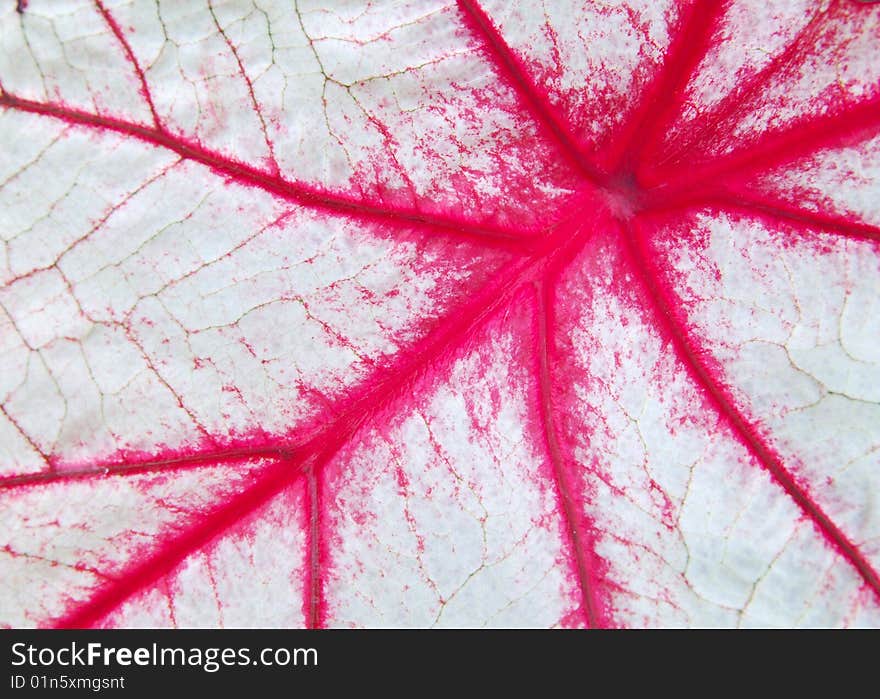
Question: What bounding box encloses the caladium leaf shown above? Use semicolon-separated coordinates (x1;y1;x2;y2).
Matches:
0;0;878;629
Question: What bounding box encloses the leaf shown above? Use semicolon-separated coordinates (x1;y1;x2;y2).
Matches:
0;0;878;629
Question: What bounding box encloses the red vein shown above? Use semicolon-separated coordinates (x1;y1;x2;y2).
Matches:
649;95;880;198
49;251;547;627
0;444;293;490
620;219;880;599
93;0;162;128
606;0;728;176
639;2;831;184
710;192;880;244
48;202;602;626
57;455;305;629
636;187;880;245
304;466;324;629
0;93;531;252
456;0;605;183
42;186;616;627
533;280;604;629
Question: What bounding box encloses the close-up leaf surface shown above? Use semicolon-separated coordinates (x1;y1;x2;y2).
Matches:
0;0;878;628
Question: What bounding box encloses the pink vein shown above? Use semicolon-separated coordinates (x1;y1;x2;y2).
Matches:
649;96;880;198
0;444;292;490
56;455;305;628
305;466;323;629
606;0;728;176
637;189;880;246
703;192;880;244
639;2;831;182
49;252;542;628
0;93;531;252
620;219;880;599
93;0;162;128
534;280;603;629
47;204;602;628
456;0;605;183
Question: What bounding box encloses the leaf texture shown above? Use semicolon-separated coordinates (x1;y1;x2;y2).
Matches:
0;0;878;628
